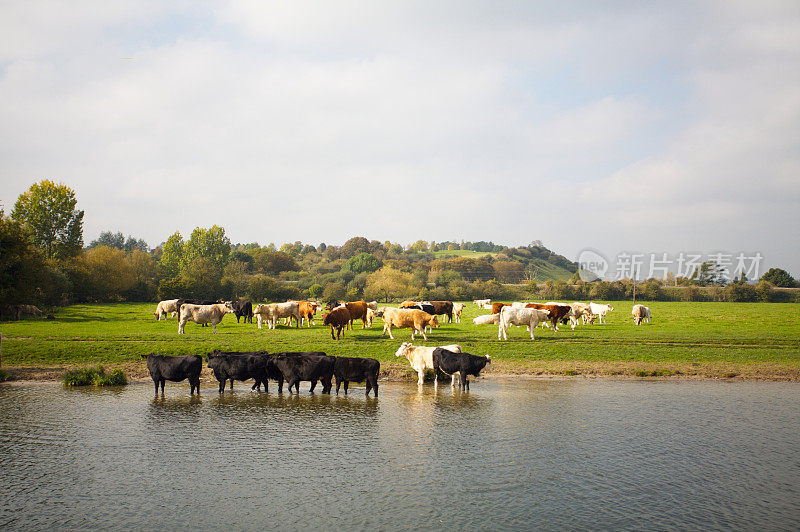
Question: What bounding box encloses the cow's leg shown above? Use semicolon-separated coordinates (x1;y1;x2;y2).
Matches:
387;326;394;340
309;380;317;393
417;368;425;385
421;328;428;341
228;378;234;391
336;378;341;394
153;380;159;395
343;381;349;394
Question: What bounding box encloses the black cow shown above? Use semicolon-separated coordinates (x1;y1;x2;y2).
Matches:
272;352;335;394
333;356;380;396
432;348;491;391
141;353;203;395
206;350;282;393
231;300;253;323
428;301;454;324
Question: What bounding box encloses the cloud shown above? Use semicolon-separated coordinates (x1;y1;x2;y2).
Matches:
1;2;798;273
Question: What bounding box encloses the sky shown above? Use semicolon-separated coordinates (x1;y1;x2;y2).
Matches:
1;1;799;277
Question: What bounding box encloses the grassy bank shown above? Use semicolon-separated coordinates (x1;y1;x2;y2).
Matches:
0;301;799;381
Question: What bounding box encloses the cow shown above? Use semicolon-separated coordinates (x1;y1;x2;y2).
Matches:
343;300;369;330
230;300;254;323
473;299;491;309
432;348;491;391
589;302;614;324
375;307;439;341
492;302;510;314
141;353;202;395
175;299;220;327
253;303;277;330
333;356;380;396
177;302;235;334
394;342;461;385
367;301;378;311
452;302;465;323
323;305;351;340
365;307;376;327
498;306;551;340
569;302;593;326
154;299;180;320
427;301;454;323
271;301;302;328
397;302;436;332
473;313;500;325
511;302;529;308
632;304;652;325
206;350;280;393
524;302;572;331
272;352;335;394
298;301;319;327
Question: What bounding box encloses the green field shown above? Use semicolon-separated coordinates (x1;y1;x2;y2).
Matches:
1;301;799;380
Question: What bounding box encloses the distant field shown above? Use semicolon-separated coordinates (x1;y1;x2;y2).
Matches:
1;301;799;381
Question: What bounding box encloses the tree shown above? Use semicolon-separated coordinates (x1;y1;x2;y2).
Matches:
0;210;53;306
12;180;84;259
342;252;382;274
761;268;796;288
181;226;230;280
340;236;371;259
364;267;413;302
158;232;184;279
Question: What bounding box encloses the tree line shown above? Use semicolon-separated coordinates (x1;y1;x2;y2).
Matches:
1;180;797;315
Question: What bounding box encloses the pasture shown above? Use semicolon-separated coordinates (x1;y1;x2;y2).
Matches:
1;301;799;380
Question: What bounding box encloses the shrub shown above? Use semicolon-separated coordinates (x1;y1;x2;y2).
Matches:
62;366;128;387
0;369;10;382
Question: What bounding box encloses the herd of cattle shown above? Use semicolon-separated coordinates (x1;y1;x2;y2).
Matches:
141;297;653;394
142;341;491;396
153;297;653;340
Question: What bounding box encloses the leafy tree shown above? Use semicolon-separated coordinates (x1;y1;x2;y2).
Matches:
364;267;413;302
181;226;231;278
322;282;347;302
12;180;84;259
761;268;796;288
90;231;125;249
342;252;383;274
72;246;137;302
158;232;184;279
252;249;300;274
493;261;526;283
308;283;323;299
0;210;54;307
340;236;371;259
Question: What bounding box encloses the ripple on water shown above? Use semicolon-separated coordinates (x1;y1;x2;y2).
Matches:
0;380;799;530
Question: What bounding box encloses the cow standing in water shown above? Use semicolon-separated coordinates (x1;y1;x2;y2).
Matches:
142;353;203;395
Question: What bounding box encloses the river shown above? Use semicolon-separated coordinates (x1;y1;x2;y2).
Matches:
1;379;798;530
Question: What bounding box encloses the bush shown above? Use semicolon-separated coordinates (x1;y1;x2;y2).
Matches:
247;275;302;302
308;283;323;299
0;369;10;382
62;366;128;387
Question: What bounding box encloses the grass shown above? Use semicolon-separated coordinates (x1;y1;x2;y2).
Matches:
62;365;128;387
1;301;799;380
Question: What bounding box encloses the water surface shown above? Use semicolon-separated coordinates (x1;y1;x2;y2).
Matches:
1;379;798;530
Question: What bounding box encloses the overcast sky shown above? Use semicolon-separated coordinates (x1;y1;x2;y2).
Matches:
1;1;799;275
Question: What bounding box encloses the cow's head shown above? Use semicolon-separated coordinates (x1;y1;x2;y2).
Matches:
223;301;236;313
430;316;440;328
485;355;492;367
394;342;412;357
374;307;386;317
607;305;614;312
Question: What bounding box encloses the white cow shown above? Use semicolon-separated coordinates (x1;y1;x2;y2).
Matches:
178;302;234;334
589;302;614;324
473;299;491;309
632;304;652;325
154;299;180;320
498;307;550;340
568;302;593;328
452;302;465;323
511;301;528;308
473;313;500;325
394;342;461;385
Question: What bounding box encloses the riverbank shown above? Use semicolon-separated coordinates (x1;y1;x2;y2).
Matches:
1;301;798;383
2;359;799;383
